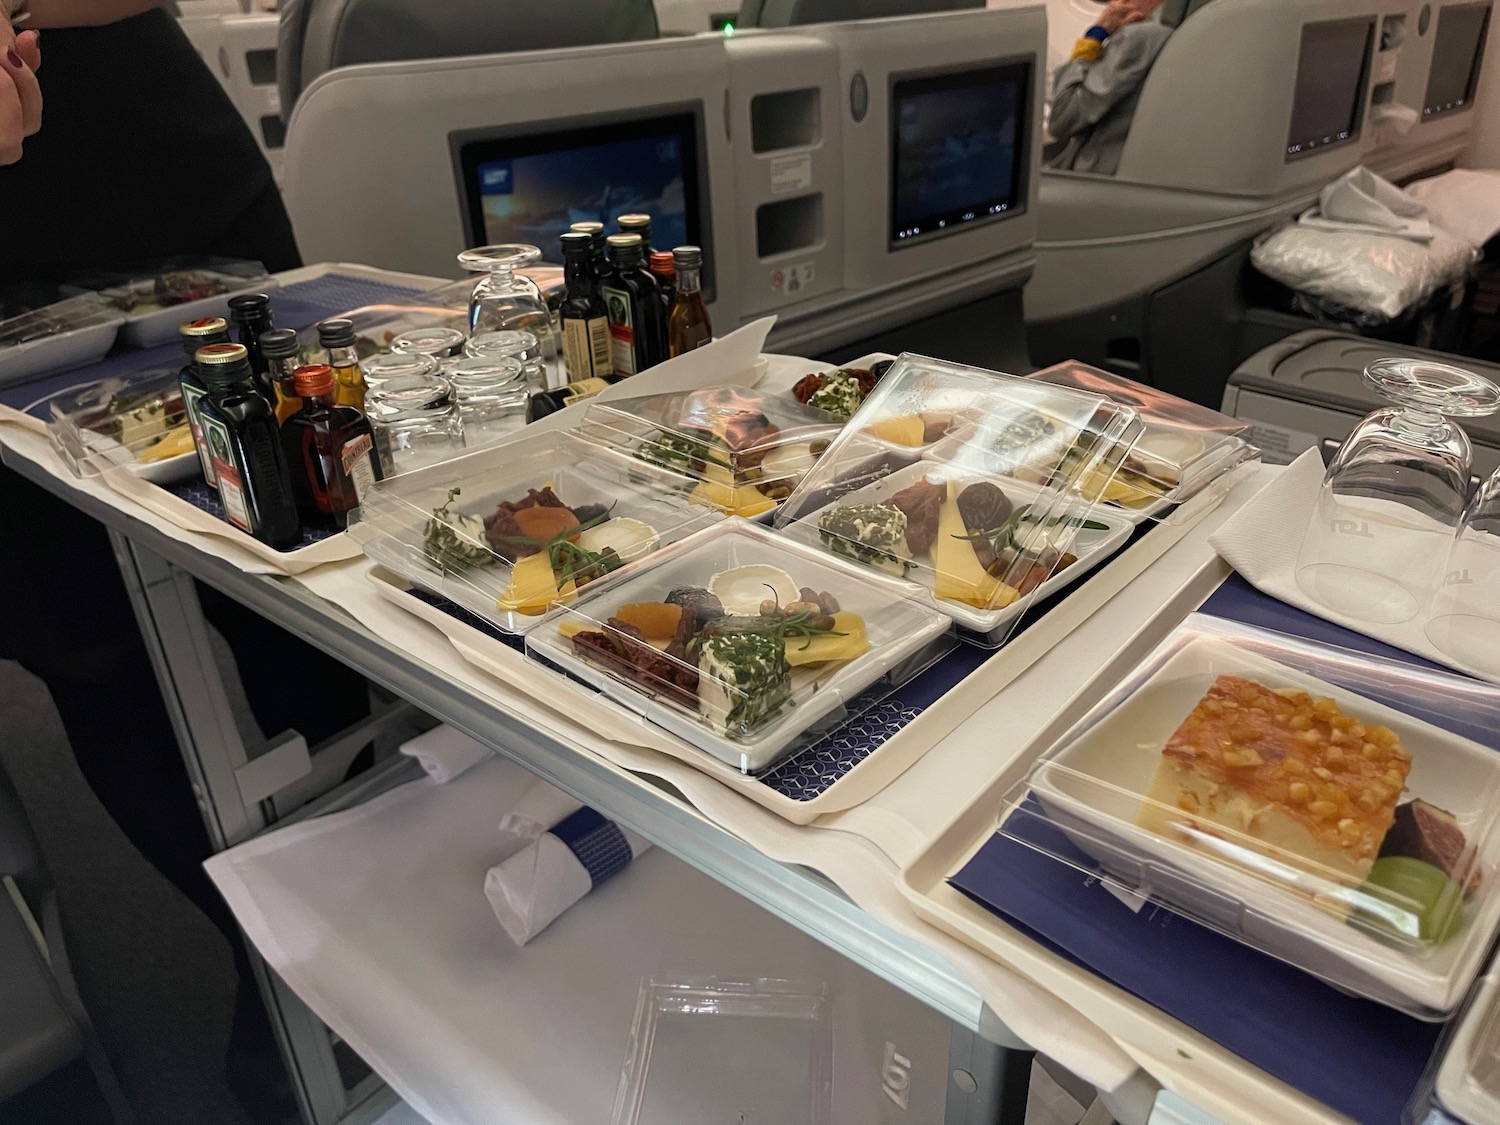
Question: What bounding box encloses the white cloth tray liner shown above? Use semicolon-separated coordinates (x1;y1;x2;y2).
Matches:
205;755;952;1125
0;308;1301;1120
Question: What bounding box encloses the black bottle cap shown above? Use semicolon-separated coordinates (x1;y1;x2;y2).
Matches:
258;327;301;360
317;318;357;348
227;293;272;320
195;342;254;386
560;231;593;257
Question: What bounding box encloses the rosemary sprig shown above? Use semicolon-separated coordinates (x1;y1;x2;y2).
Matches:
778;609;848;651
951;503;1108;555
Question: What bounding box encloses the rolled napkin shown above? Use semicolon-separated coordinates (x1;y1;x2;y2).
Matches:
399;725;493;783
485;805;653;945
1207;450;1498;684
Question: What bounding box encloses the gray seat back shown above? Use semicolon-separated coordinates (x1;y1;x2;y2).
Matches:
279;0;660;117
1158;0;1216;28
738;0;982;26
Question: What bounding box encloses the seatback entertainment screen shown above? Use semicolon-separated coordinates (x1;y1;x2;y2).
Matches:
456;111;705;289
1424;2;1491;118
1285;17;1375;159
888;60;1030;249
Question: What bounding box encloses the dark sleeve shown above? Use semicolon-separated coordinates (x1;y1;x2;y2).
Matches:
1049;22;1172;142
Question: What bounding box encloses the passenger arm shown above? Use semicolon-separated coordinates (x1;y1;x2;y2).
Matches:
1049;20;1170;141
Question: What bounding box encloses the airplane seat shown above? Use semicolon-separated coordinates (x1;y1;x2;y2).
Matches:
1027;0;1492;408
736;0;982;28
277;0;660;117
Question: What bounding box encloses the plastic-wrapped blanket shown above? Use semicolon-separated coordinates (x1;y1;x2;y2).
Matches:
1251;223;1476;322
1250;165;1478;323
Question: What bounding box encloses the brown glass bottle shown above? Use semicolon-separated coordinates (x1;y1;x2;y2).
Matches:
281;364;382;531
195;343;302;550
668;246;712;357
649;251;676;323
259;327;304;423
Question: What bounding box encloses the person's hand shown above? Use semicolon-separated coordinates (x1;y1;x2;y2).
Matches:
1095;0;1161;34
0;28;40;164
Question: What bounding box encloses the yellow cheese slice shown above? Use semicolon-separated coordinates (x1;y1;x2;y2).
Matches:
690;479;778;518
931;482;1019;610
497;552;576;616
865;414;926;447
137;425;195;462
784;611;871;667
1079;466;1163;507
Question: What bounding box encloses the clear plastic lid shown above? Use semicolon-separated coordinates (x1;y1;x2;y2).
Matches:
997;614;1500;1019
69;258;269;315
577;386;845;518
0;292;122;348
1428;964;1500;1124
612;977;832;1125
45;365;195;480
1024;361;1260;518
351;431;727;634
525;519;955;774
775;354;1143;647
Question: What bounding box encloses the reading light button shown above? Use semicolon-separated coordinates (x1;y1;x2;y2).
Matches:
850;72;869;122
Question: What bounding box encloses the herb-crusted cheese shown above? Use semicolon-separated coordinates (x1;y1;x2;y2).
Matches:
697;632;791;737
807;370;864;420
818;503;910;575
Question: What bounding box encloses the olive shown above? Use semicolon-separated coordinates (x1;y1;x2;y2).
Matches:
759;599;782;617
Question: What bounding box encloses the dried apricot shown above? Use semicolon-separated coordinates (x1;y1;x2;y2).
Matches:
613;602;683;640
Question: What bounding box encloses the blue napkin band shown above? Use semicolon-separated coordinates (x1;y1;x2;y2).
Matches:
549;806;635;888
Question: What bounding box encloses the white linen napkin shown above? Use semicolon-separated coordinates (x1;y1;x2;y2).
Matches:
399;725;493;783
485;805;652;945
1404;169;1500;249
1207;450;1498;684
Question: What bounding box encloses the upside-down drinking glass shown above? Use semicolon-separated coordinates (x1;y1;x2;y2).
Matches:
1426;465;1500;675
1295;358;1500;624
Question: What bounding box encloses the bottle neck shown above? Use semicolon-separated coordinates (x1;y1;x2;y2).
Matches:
326;345;360;369
674;266;700;294
299;390;336;410
564;255;597;296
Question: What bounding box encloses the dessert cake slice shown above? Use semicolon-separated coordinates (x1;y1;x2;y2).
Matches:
1136;674;1414;887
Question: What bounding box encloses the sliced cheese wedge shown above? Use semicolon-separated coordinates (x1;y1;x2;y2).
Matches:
497;552;576;616
784;612;871;667
691;479;778;518
931;481;1019;610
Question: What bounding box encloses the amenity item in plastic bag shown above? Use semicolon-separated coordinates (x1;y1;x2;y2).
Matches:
1252;222;1477;323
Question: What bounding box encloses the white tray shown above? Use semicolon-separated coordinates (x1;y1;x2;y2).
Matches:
1027;635;1500;1019
779;458;1136;640
1433;964;1500;1124
117;276;282;348
0;315;124;389
526;521;955;775
367;477;1225;822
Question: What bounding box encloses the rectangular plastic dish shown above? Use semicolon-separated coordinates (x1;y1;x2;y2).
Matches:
776;353;1144;647
0;294;124;389
46;365;199;484
577;385;845;518
352;430;726;635
526;518;955;774
1000;624;1500;1019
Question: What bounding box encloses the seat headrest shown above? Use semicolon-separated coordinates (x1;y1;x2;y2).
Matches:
280;0;659;116
1158;0;1214;29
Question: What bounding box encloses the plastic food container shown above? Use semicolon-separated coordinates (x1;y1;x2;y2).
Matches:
77;260;276;348
577;385;844;518
527;519;955;774
776;353;1145;647
1407;964;1500;1123
45;366;199;484
612;977;832;1125
0;294;124;389
351;430;726;635
1021;360;1259;520
998;615;1500;1019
